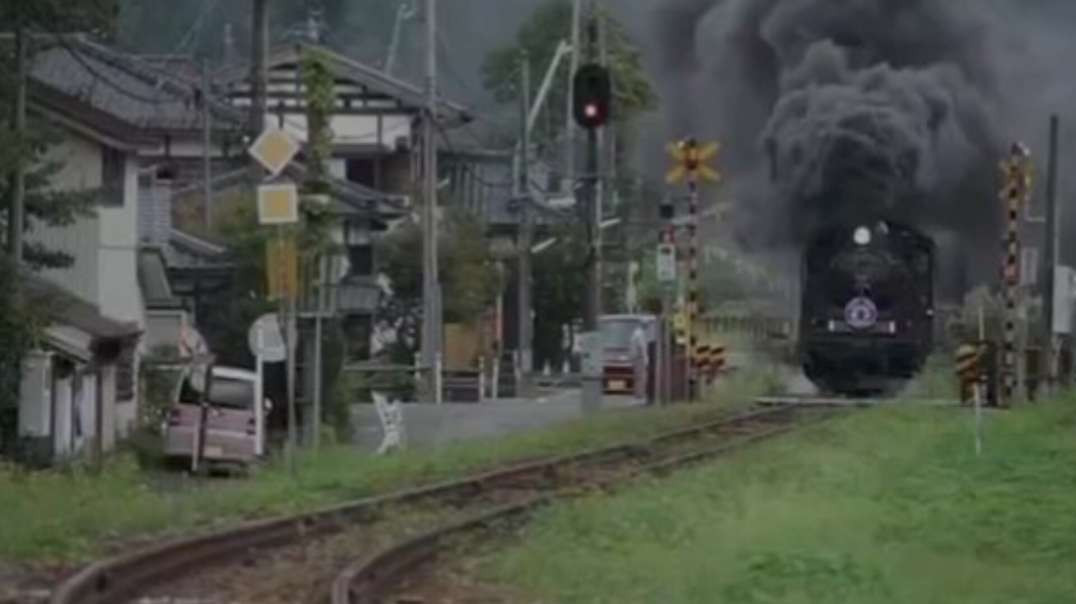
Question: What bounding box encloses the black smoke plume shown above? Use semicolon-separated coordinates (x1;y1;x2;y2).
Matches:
651;0;1025;290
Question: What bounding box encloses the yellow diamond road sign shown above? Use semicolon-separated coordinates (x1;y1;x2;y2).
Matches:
249;127;300;177
257;183;299;225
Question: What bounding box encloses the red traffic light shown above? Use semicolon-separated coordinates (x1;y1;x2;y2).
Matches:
573;63;611;130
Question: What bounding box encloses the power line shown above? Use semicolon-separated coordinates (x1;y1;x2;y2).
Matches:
171;0;219;57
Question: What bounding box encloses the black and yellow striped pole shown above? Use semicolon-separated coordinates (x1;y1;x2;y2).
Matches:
955;343;982;404
666;138;720;400
999;143;1032;405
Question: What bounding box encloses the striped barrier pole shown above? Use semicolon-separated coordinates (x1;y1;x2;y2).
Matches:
999;143;1032;405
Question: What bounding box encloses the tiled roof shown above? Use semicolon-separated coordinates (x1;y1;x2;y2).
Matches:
16;34;244;133
24;272;141;341
216;42;473;127
170;163;408;221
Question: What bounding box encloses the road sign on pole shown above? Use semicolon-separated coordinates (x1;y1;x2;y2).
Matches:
657;243;677;283
257;183;299;225
666;139;721;185
248;127;300;177
248;313;287;362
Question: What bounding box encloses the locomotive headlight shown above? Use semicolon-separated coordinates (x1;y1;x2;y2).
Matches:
853;226;871;246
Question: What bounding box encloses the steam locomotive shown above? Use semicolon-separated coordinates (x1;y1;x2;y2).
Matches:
798;220;935;395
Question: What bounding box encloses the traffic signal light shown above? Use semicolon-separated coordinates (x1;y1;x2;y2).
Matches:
572;63;611;130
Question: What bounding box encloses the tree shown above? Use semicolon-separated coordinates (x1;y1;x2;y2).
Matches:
481;1;659;349
377;210;501;360
531;224;589;368
1;2;118;268
481;0;656;148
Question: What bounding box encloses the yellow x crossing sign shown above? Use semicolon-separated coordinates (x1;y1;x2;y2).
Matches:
666;139;721;185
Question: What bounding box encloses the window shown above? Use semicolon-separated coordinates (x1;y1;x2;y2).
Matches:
346;157;376;187
101;146;125;207
347;244;374;276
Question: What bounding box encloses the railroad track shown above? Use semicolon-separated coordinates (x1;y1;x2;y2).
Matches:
51;404;837;604
331;404;837;604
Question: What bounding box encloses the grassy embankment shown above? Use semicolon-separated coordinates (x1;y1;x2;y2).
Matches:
0;370;775;564
487;396;1076;603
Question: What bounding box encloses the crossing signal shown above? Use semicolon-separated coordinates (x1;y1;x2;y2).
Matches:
572;63;611;130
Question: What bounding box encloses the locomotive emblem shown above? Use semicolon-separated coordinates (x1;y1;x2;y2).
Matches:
844;297;878;329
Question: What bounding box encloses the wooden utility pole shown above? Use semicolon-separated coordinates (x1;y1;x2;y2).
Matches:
202;59;214;230
518;50;533;377
8;25;27;266
421;0;442;393
1042;115;1061;392
250;0;269;138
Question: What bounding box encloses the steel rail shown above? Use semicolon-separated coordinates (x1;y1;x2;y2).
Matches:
332;411;834;604
51;405;798;604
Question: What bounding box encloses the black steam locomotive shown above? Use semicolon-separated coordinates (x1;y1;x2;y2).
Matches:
799;220;935;395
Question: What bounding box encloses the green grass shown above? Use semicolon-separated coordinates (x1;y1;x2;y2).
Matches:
487;398;1076;603
901;352;960;400
0;384;775;564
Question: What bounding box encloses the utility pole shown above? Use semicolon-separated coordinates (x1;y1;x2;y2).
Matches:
8;24;27;267
564;0;582;189
518;50;533;378
582;8;602;332
421;0;442;393
250;0;269;137
202;59;214;230
1042;115;1061;392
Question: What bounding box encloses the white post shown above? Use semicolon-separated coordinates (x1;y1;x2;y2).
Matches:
255;353;264;457
255;323;266;457
975;305;986;456
478;356;486;402
514;349;522;397
434;351;443;405
492;355;500;400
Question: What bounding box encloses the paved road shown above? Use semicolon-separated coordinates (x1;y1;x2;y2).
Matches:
351;389;644;452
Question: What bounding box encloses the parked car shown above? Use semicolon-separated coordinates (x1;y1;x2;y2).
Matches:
599;314;657;395
163;365;271;469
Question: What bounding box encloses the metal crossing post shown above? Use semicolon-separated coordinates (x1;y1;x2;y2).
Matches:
665;138;719;401
686;174;700;400
1000;143;1032;405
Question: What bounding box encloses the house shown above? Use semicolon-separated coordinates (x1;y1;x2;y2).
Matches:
4;34;251;460
213;41;481;205
16;274;140;463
